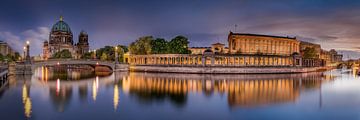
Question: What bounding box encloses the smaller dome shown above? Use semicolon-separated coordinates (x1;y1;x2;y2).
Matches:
80;30;87;35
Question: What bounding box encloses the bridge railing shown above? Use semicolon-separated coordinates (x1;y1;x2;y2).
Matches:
33;59;115;64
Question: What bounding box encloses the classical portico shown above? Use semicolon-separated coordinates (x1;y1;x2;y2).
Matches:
125;54;299;67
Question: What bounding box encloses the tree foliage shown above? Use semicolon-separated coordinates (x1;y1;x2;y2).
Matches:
129;35;191;55
302;47;317;59
87;45;128;62
151;38;168;54
129;36;153;55
51;49;72;59
100;52;108;61
167;36;191;54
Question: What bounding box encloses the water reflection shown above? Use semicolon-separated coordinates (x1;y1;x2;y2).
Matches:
121;72;335;108
0;66;342;119
22;84;32;118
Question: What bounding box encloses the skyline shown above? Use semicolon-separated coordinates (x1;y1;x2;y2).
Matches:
1;0;360;59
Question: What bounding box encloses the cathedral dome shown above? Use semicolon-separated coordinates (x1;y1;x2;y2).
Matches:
51;16;72;33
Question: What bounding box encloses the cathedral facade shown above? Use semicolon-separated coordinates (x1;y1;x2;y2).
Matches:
43;16;89;60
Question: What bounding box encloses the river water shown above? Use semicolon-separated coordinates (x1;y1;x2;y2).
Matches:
0;66;359;120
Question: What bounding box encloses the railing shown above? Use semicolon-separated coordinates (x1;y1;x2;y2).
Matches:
0;66;8;90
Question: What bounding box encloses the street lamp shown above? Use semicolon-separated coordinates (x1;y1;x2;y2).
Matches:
93;49;97;59
25;41;30;64
115;46;119;64
23;46;26;61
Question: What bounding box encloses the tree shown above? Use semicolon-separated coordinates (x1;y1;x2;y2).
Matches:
0;54;4;62
151;38;168;54
51;49;72;59
100;52;108;61
81;52;92;59
129;36;153;55
14;52;21;61
167;36;191;54
96;46;114;60
115;45;128;63
302;47;317;59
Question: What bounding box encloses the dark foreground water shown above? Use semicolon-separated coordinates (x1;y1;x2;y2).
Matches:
0;67;360;120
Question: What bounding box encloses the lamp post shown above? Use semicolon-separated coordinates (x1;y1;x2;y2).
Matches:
25;41;30;64
93;49;97;60
115;46;119;64
23;46;26;61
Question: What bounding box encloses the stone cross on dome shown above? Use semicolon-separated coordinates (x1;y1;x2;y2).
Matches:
60;15;63;21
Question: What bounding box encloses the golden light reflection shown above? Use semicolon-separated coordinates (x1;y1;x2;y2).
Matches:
113;84;119;110
122;76;130;94
22;84;32;118
92;76;99;101
56;79;60;96
122;73;334;108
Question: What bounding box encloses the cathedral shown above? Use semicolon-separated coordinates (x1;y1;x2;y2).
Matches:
43;16;89;60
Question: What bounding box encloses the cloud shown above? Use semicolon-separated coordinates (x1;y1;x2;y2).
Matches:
0;27;50;55
0;32;23;52
22;27;50;55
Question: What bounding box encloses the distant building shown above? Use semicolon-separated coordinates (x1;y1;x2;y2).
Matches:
43;16;89;60
0;40;15;56
329;49;343;63
320;49;331;66
189;43;229;55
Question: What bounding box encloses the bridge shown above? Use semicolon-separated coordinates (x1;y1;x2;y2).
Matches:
0;66;9;90
32;59;116;70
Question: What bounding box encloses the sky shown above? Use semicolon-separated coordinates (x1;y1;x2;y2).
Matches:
1;0;360;59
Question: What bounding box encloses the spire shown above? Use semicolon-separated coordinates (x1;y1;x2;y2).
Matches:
60;15;63;21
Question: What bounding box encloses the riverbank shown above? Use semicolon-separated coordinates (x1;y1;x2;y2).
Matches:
128;65;330;74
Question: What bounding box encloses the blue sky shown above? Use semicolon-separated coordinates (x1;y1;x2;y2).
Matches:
1;0;360;59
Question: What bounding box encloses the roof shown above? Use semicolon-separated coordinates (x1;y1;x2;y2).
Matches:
189;47;211;49
211;42;225;45
300;41;320;46
229;32;296;39
51;16;72;33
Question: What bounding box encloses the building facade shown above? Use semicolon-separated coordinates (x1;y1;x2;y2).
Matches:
228;32;300;55
329;49;343;63
43;16;89;60
0;41;15;56
127;32;303;67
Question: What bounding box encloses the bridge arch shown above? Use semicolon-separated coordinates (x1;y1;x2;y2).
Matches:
32;60;115;71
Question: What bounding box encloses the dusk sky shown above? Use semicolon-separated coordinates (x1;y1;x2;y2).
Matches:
1;0;360;59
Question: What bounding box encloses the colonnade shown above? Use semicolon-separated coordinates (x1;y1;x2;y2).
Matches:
127;54;295;66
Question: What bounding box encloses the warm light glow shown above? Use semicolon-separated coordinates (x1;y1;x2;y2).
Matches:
26;40;30;45
22;84;32;118
57;62;60;65
56;79;60;96
24;97;32;118
113;84;119;110
115;46;118;50
23;46;26;50
22;84;28;103
92;76;99;101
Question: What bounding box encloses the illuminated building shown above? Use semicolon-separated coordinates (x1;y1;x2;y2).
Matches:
43;16;89;59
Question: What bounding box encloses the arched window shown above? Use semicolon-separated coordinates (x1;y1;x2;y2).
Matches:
232;40;236;50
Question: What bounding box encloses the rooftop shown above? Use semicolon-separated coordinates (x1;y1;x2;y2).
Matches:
229;32;296;39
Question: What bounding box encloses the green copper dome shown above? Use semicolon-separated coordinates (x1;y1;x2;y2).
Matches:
51;16;72;33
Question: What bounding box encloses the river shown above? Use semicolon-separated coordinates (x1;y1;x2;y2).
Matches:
0;66;359;120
